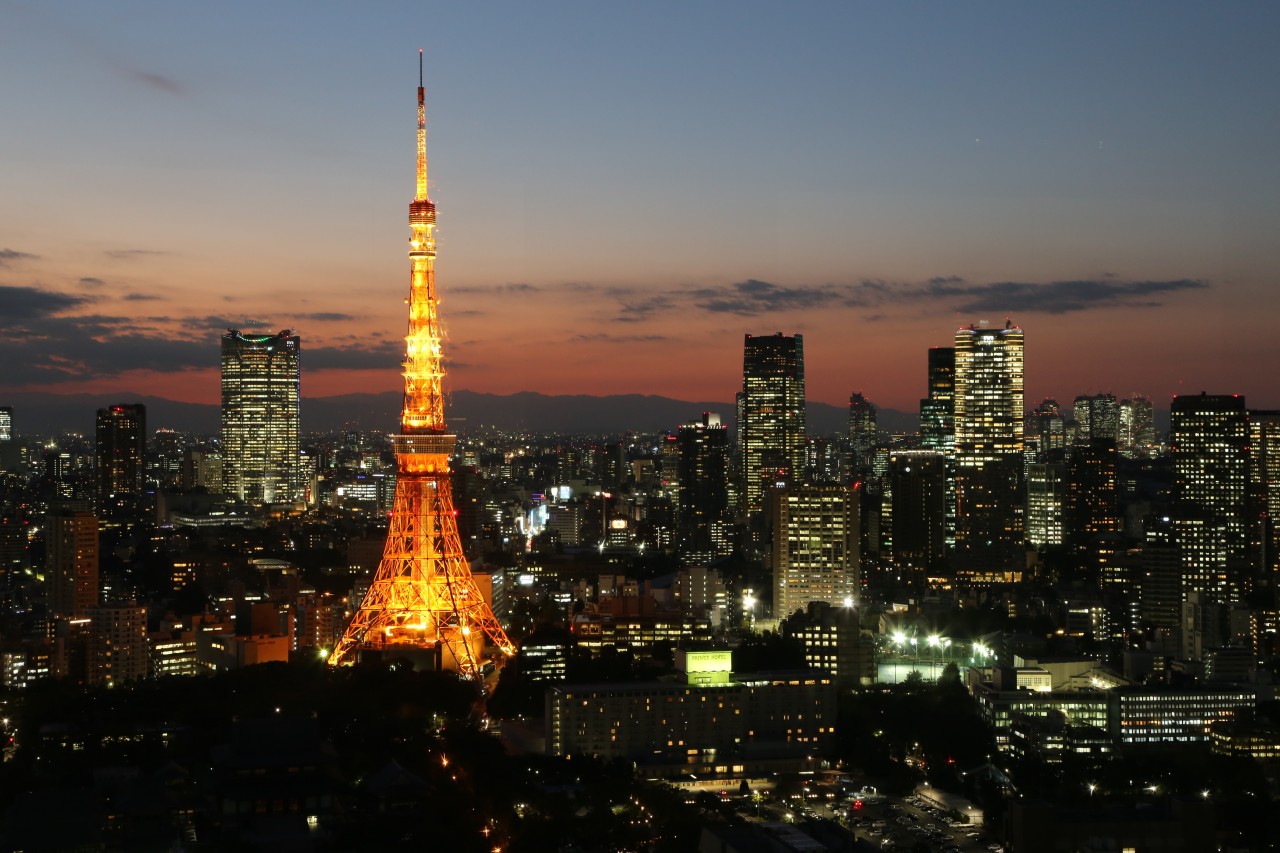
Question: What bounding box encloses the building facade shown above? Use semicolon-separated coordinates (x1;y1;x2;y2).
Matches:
220;330;302;504
772;483;861;619
95;404;146;517
738;333;805;517
954;322;1025;576
1170;393;1249;604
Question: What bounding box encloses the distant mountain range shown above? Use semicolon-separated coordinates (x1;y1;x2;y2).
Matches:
1;390;920;437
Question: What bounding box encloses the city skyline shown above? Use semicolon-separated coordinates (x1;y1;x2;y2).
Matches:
3;2;1278;411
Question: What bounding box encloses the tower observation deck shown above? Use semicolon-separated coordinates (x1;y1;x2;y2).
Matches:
327;54;515;674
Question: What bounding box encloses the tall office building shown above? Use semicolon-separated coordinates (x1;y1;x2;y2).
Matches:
954;322;1025;576
0;407;11;442
772;483;860;620
1170;393;1249;604
848;392;878;473
46;511;99;618
739;333;805;516
1073;394;1120;445
888;451;947;573
1069;440;1119;548
1249;410;1280;576
1025;462;1067;549
919;347;955;454
1119;395;1156;459
220;330;302;504
1027;399;1067;462
95;404;146;516
676;413;731;561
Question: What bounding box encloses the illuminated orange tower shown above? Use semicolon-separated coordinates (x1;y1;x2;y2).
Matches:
328;54;514;674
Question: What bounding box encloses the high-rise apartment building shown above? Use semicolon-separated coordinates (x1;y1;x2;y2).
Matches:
46;511;99;618
220;330;302;504
954;322;1025;576
848;392;878;474
1171;393;1249;604
772;483;860;619
676;413;731;561
739;333;805;516
95;404;146;516
87;605;148;687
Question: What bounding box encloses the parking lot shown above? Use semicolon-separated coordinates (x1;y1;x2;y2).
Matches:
851;792;1003;852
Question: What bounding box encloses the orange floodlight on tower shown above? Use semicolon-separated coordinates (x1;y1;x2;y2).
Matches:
328;53;515;675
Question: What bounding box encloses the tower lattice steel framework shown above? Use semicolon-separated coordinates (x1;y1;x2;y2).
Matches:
328;54;515;674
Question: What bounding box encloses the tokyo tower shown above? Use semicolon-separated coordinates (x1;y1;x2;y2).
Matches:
328;54;515;675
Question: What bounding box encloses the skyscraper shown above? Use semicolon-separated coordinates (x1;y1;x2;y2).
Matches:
676;413;731;562
1171;393;1249;604
1119;395;1156;459
919;347;955;454
739;333;805;516
1025;462;1067;549
888;450;947;573
1073;393;1120;445
1249;410;1280;575
954;321;1025;576
847;392;878;474
220;330;301;504
95;404;146;516
46;510;98;618
772;483;861;619
0;406;11;442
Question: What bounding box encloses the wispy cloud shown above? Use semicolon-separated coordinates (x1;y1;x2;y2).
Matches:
0;249;38;268
295;312;356;322
119;67;184;96
583;275;1210;322
79;277;105;287
123;292;161;302
452;282;539;295
691;279;845;316
569;333;670;344
920;277;1208;314
105;249;169;260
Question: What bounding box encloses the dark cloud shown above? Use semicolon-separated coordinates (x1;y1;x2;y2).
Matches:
452;282;539;295
105;249;169;260
191;316;273;332
0;285;89;320
692;279;843;316
585;274;1208;322
295;312;356;322
569;333;670;344
79;277;105;287
302;340;403;371
0;249;38;267
922;277;1207;314
123;292;161;302
614;295;674;323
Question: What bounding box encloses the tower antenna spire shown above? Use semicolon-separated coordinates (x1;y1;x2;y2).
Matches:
416;50;427;202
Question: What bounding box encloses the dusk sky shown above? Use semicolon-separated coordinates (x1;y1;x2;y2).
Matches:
2;2;1278;414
